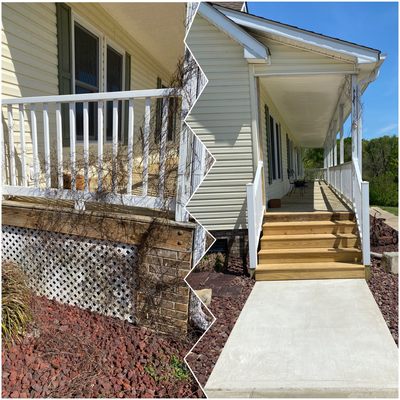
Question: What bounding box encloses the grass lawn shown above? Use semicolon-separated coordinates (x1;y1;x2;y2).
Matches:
372;205;398;216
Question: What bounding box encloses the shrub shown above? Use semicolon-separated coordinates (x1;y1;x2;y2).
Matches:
2;262;32;343
369;175;398;207
195;252;226;272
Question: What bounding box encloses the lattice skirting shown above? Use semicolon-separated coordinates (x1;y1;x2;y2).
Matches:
2;225;138;322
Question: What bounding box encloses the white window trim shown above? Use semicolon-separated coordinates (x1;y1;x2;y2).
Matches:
71;12;127;144
269;114;281;184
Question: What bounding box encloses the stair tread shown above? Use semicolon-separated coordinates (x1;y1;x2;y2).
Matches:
257;262;364;271
264;220;355;227
259;247;361;254
265;211;352;216
261;233;357;241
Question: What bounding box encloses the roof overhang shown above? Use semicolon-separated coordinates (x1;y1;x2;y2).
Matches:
215;5;381;65
198;3;270;62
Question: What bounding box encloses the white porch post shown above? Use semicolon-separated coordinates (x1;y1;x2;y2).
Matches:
333;132;337;167
339;103;344;164
351;75;360;169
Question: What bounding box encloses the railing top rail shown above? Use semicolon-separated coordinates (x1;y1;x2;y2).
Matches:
1;88;179;106
329;160;352;169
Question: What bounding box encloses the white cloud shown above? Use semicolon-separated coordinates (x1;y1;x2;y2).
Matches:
378;123;398;135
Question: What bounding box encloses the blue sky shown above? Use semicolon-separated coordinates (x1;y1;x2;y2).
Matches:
248;1;398;140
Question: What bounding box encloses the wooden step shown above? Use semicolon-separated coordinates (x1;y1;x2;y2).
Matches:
264;211;354;222
263;220;356;235
260;233;359;249
258;247;362;264
255;262;365;281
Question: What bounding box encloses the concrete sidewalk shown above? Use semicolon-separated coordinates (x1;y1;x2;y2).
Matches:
370;206;398;231
205;280;398;398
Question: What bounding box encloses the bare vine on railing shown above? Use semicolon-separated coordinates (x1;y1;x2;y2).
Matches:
3;46;209;338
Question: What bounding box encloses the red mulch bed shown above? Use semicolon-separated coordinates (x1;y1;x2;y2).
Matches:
185;258;254;387
368;221;398;345
2;296;204;398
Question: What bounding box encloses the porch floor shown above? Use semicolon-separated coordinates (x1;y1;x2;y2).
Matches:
268;180;351;213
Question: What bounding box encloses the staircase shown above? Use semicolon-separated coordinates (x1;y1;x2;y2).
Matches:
256;211;365;281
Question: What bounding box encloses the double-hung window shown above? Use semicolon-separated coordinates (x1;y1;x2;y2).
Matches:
73;17;126;143
74;22;99;140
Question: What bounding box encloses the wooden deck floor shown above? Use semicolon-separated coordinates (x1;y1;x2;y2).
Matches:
268;181;351;213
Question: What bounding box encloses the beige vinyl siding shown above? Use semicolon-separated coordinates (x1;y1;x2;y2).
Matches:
186;14;254;231
258;82;300;201
2;2;172;186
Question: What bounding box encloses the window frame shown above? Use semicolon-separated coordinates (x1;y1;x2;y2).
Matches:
71;12;126;144
268;113;282;183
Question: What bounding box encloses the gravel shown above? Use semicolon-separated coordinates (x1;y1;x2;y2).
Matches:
368;221;398;345
2;296;204;398
186;258;255;387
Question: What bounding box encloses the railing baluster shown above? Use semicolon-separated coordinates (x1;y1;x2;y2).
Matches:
30;105;39;187
83;101;89;193
7;105;16;186
142;97;151;196
69;103;76;191
126;99;135;195
112;100;119;192
18;104;27;186
158;98;168;199
97;101;104;192
43;103;51;189
56;102;63;189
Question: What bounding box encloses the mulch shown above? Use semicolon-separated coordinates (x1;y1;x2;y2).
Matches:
185;258;255;387
2;296;205;398
368;220;398;345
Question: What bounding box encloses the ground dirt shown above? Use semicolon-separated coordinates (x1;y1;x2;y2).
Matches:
185;258;255;387
2;296;205;398
369;220;398;344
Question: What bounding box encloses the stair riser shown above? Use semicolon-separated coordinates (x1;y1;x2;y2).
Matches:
255;269;365;281
259;252;362;264
264;213;354;222
261;237;359;249
264;225;356;235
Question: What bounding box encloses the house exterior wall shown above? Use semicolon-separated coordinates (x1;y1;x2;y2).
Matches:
186;14;254;232
2;2;172;185
258;82;301;201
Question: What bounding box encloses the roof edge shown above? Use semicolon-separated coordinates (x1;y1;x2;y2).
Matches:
198;3;269;61
215;5;381;64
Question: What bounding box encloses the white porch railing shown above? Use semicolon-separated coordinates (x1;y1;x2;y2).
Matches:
1;89;183;213
325;160;370;265
247;161;265;270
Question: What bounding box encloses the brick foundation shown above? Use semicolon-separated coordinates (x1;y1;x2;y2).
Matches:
210;229;249;269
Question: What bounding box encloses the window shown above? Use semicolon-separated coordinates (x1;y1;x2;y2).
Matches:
72;16;128;143
74;23;99;140
267;113;282;182
106;45;123;141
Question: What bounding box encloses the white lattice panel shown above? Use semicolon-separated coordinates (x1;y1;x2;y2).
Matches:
2;225;138;322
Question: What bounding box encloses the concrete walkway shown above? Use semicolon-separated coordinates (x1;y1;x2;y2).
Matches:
205;280;398;398
370;206;398;231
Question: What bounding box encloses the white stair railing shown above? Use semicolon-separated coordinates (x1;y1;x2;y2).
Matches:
325;160;370;265
1;89;180;212
247;161;265;270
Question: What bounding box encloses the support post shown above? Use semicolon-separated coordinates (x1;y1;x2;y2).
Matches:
339;103;344;164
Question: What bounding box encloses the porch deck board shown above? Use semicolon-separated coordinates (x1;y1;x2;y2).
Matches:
268;180;351;213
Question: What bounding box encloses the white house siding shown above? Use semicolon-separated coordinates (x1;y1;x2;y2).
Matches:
185;14;254;231
2;2;172;186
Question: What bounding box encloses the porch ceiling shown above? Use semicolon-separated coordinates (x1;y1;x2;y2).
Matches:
100;3;186;74
259;74;346;148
